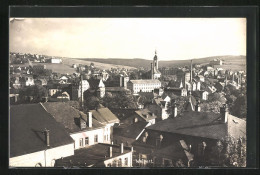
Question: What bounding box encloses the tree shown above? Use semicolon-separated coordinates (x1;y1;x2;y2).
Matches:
83;90;100;110
101;92;137;109
210;136;246;167
230;94;247;118
19;85;48;103
200;101;222;113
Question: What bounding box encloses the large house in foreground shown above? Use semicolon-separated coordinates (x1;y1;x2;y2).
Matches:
42;102;116;150
10;104;74;167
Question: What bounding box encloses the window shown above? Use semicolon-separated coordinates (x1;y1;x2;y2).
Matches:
85;137;89;145
104;135;106;141
79;138;84;147
94;135;98;143
118;158;122;167
35;163;42;167
124;158;128;166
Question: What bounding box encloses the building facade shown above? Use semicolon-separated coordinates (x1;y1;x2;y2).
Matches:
128;79;161;94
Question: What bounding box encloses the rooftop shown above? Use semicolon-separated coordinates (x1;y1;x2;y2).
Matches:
55;143;132;167
147;111;246;140
135;108;157;121
10;103;74;158
42;102;104;133
114;121;149;139
90;107;119;125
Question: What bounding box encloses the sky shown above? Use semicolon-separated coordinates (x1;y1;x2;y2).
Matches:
9;18;246;61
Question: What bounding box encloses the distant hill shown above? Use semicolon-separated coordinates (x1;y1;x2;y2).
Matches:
77;55;246;71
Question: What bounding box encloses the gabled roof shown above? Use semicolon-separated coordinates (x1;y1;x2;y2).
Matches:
10;104;74;158
151;140;194;163
135;108;157;121
42;102;104;133
147;111;246;140
114;121;149;139
90;107;119;124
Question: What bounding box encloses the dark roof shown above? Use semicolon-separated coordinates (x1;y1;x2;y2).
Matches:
110;108;137;121
114;121;149;139
135;109;157;121
42;102;104;133
10;104;74;158
147;111;246;140
151;141;193;163
55;143;132;167
90;107;119;124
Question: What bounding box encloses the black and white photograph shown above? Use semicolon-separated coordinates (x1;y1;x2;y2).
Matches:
9;17;248;168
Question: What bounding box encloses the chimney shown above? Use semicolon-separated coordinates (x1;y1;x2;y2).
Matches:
190;60;193;83
151;63;154;79
220;104;228;123
172;101;178;117
145;114;149;118
195;99;201;112
44;128;50;147
81;75;84;109
109;146;112;157
88;112;92;128
119;76;123;87
120;143;124;154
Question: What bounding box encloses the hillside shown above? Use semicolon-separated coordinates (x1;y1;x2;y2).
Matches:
77;55;246;71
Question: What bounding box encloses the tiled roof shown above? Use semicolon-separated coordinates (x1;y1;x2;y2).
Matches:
90;107;119;124
110;108;137;121
114;121;149;139
147;111;246;140
42;102;104;133
151;141;193;163
10;104;74;157
135;109;157;121
129;79;161;84
55;143;132;167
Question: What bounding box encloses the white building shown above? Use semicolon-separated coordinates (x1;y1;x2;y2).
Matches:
42;102;112;150
128;79;161;94
210;59;223;66
42;103;119;150
51;58;62;64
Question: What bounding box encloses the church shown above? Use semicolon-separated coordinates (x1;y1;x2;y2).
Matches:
151;50;161;79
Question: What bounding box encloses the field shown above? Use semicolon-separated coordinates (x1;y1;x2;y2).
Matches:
11;58;136;74
80;55;247;71
63;58;136;70
11;55;246;74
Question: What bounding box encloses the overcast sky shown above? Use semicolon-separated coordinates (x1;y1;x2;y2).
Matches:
9;18;246;60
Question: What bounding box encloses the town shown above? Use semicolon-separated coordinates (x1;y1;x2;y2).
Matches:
9;50;246;168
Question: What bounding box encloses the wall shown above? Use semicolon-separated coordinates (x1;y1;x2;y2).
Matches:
70;128;105;150
9;143;74;167
104;151;133;167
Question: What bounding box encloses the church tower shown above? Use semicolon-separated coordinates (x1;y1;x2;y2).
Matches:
153;50;159;70
151;50;161;79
